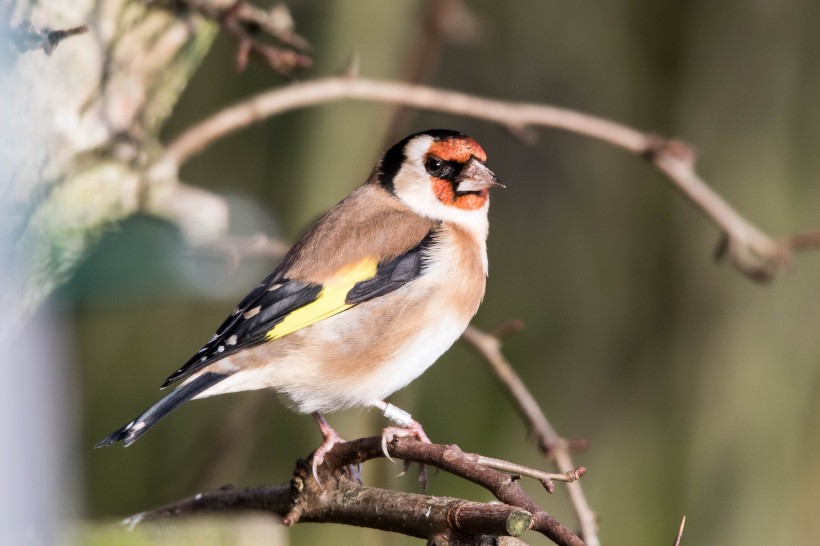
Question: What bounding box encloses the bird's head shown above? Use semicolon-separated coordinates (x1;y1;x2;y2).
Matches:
376;129;502;227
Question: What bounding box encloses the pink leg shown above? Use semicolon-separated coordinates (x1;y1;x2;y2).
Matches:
371;400;432;461
310;412;345;485
370;401;434;490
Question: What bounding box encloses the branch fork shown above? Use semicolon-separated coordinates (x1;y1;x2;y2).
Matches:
218;1;312;74
129;435;586;545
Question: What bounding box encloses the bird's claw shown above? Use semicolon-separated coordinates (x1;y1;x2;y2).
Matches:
380;422;430;460
345;462;364;484
380;419;432;490
310;428;345;486
395;459;412;477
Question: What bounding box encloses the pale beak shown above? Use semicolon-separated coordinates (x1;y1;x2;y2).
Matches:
455;158;504;192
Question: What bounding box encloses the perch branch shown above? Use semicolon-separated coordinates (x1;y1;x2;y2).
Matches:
462;325;600;546
158;75;817;283
321;436;586;545
128;483;533;542
129;436;585;546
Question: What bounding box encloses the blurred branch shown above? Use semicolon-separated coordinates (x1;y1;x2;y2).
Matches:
150;0;312;75
462;324;600;546
218;1;311;74
190;233;290;272
779;230;820;253
382;0;482;143
128;436;585;546
158;75;816;283
6;21;88;55
167;0;311;51
179;392;274;493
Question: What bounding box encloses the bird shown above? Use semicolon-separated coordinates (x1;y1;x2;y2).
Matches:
96;129;503;480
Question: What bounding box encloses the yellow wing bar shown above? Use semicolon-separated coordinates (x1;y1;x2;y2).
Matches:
265;257;379;341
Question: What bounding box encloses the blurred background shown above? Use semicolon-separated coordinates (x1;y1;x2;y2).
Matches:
7;0;820;544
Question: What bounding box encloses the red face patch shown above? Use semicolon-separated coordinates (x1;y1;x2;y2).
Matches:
454;190;489;210
432;179;489;210
427;137;487;163
428;136;490;210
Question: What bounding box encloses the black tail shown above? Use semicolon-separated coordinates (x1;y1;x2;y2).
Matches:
95;372;226;448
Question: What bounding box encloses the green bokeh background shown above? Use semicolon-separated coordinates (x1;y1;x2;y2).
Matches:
68;1;820;544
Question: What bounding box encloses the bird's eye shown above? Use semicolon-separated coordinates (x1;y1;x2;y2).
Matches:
425;157;453;179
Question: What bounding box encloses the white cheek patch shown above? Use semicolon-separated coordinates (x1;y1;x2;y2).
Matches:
393;136;489;243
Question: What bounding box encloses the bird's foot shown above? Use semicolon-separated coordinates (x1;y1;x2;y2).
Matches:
310;412;346;485
380;418;431;461
380;419;432;491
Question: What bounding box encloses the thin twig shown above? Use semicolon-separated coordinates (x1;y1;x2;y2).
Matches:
381;0;480;143
7;22;88;55
474;455;586;494
156;75;814;283
462;325;600;546
672;515;686;546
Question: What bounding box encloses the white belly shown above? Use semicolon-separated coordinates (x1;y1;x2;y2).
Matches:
195;308;470;414
322;311;468;410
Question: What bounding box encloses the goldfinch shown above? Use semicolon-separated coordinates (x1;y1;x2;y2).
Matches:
97;129;502;477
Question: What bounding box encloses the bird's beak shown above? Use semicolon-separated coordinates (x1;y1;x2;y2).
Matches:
456;158;505;192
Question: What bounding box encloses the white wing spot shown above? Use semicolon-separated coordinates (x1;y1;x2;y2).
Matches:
231;308;241;316
267;283;283;291
226;335;238;346
244;306;261;319
132;421;146;431
217;345;225;353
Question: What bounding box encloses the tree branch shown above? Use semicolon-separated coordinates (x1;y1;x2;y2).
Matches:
128;483;533;542
462;325;600;546
155;75;816;283
128;436;586;546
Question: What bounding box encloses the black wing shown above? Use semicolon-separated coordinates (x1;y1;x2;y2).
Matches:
346;233;433;304
162;232;435;388
161;272;321;387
